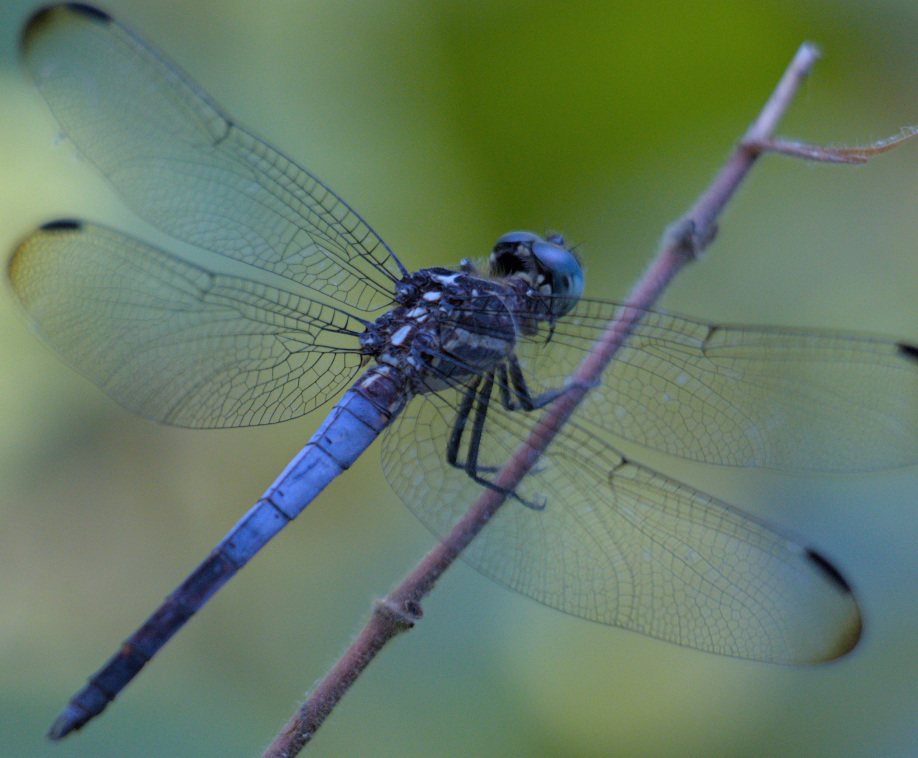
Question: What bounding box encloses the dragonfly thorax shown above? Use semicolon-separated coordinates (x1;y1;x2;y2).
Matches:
360;265;556;395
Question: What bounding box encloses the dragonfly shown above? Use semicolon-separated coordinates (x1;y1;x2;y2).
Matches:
9;2;918;740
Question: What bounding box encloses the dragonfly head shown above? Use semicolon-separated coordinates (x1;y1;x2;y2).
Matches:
489;231;584;316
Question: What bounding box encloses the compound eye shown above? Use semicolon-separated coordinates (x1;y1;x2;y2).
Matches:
493;230;542;249
530;239;584;316
489;231;542;278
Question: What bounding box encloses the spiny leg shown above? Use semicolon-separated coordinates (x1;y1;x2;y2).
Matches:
500;354;581;411
464;370;496;481
446;375;481;469
447;369;544;510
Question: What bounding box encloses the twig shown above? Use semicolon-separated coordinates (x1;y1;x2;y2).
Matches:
745;126;918;163
261;41;872;757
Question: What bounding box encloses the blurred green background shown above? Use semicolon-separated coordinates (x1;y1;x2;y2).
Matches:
3;1;918;756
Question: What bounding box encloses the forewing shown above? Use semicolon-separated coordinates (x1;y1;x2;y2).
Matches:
20;4;404;315
9;221;365;428
519;299;918;471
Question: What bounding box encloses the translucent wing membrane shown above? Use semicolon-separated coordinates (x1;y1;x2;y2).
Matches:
21;4;405;315
382;297;916;661
383;388;861;662
524;300;918;471
10;221;365;427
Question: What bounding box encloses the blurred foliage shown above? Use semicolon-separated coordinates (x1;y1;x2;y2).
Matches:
2;1;918;757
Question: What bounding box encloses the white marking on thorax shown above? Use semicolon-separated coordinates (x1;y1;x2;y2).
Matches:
390;325;413;346
431;272;461;286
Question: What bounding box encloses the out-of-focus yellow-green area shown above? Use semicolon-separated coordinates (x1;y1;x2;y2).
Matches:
3;1;918;756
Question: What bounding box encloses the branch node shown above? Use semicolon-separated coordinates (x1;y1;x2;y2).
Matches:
373;597;422;633
661;218;717;263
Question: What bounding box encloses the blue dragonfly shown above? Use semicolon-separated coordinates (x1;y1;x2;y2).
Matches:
9;3;918;740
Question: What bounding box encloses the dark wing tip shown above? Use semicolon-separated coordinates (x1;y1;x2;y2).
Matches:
805;547;853;594
805;547;862;660
8;219;82;288
20;4;111;60
897;342;918;362
63;3;112;22
40;218;84;232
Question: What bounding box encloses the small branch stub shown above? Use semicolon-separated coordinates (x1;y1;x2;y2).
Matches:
374;597;422;632
744;127;918;164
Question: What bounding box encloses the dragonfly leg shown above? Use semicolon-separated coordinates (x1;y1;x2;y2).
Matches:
464;370;496;478
446;375;480;468
447;370;544;510
502;354;582;411
446;373;498;475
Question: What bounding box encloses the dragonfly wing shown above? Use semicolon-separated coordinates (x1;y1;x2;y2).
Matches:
21;4;404;315
9;221;365;428
382;386;861;663
516;299;918;471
